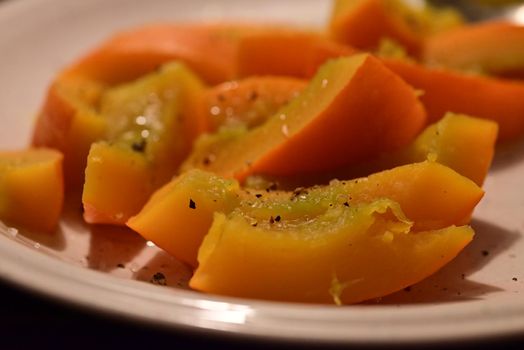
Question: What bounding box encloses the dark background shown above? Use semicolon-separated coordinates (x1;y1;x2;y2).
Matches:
0;0;523;348
1;278;523;350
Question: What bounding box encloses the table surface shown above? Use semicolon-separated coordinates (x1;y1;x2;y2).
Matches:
0;278;290;349
1;278;523;350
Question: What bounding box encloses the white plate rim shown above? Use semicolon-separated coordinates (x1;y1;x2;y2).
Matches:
1;0;524;345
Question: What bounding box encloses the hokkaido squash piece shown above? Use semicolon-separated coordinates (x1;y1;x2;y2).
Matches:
203;76;306;130
82;62;206;225
247;112;498;189
329;0;463;57
127;170;241;266
82;142;152;225
190;203;474;304
127;161;483;267
383;58;524;141
424;21;524;77
332;113;498;186
65;23;264;85
33;23;247;188
0;149;64;232
99;61;207;175
182;54;426;180
32;75;107;189
393;113;498;186
237;29;357;78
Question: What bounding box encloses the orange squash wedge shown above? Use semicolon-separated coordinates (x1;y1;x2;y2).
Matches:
203;76;306;131
383;58;524;141
127;161;483;267
330;0;463;57
0;148;64;232
82;62;206;225
182;54;426;181
190;205;473;304
424;21;524;78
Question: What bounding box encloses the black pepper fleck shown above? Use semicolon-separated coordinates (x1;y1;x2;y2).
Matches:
255;194;263;198
265;183;278;192
343;202;349;207
404;286;412;292
513;277;518;281
275;215;281;222
481;250;489;257
151;272;167;286
116;263;125;269
252;222;258;227
249;90;259;101
269;216;275;224
131;139;147;153
189;199;196;209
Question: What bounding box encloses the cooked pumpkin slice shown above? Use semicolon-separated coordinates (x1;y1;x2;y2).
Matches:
0;148;64;232
330;0;463;56
244;112;498;190
383;58;524;141
181;54;426;181
203;76;306;131
32;75;107;189
82;62;206;225
424;21;524;77
190;201;474;304
394;113;498;186
127;161;483;267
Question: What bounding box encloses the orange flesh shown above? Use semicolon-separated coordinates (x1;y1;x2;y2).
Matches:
203;76;307;130
424;21;524;77
383;58;524;141
330;0;423;56
183;54;426;181
190;205;474;304
0;149;64;232
128;161;483;267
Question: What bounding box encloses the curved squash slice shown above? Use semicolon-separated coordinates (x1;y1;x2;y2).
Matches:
182;54;426;181
190;202;473;304
127;161;483;267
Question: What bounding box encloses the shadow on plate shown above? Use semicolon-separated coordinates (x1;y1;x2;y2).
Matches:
87;225;146;272
133;251;193;289
373;219;520;305
490;138;524;172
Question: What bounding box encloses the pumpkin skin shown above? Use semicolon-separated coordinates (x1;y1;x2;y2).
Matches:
82;62;206;225
329;0;463;57
424;21;524;78
190;204;474;304
0;148;64;232
32;75;107;189
181;54;426;181
236;29;357;78
30;23;254;191
383;58;524;142
127;161;483;267
254;112;498;189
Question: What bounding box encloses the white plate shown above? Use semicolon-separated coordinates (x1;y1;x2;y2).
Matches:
1;0;524;345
